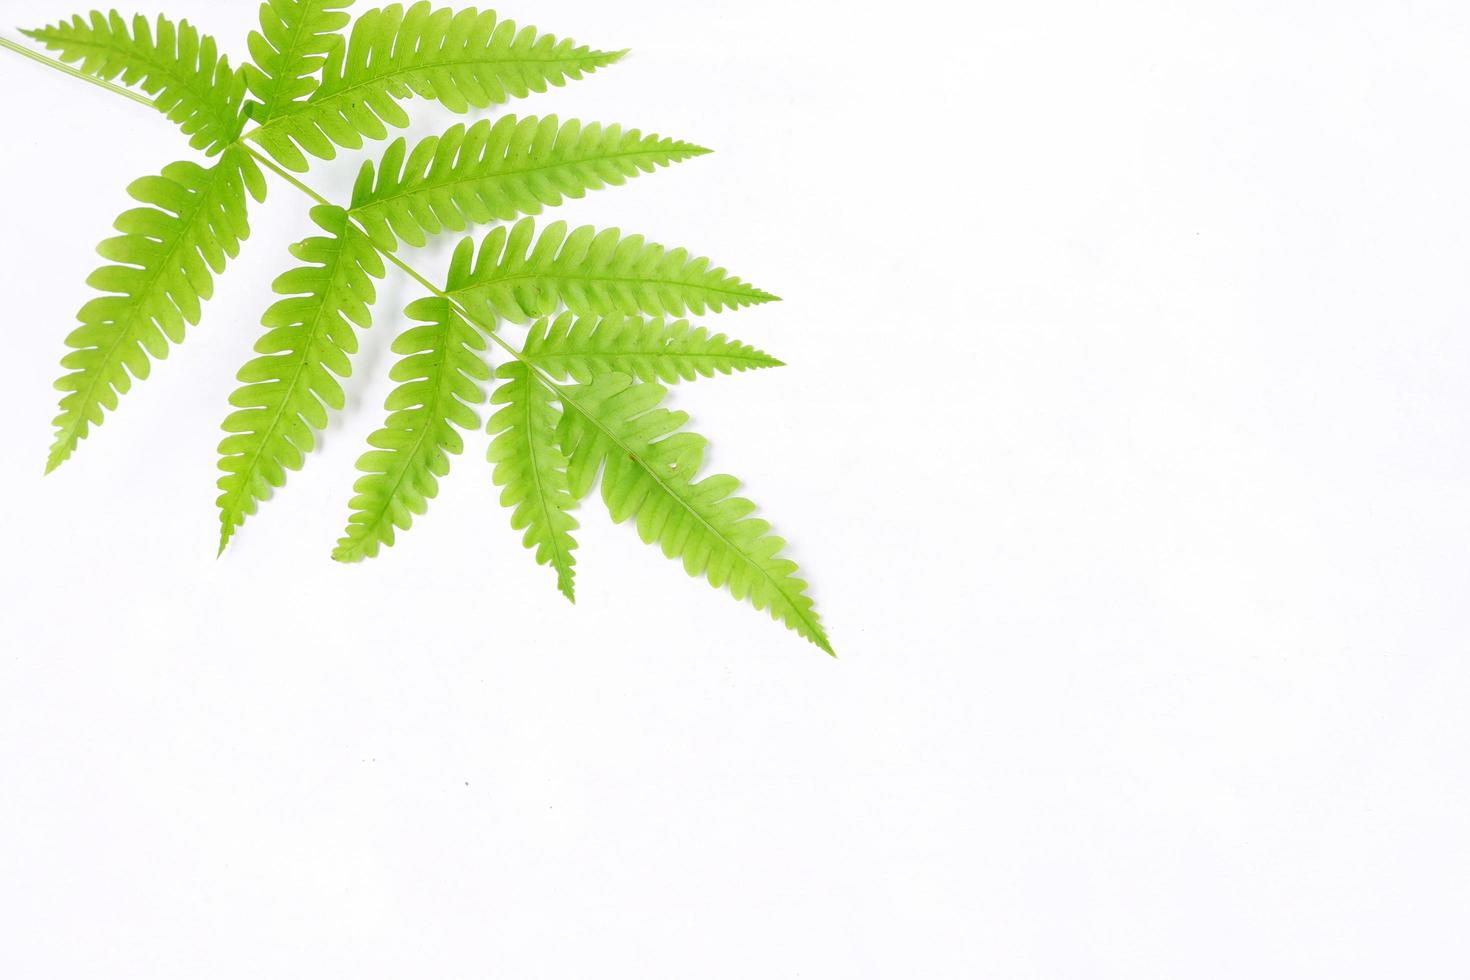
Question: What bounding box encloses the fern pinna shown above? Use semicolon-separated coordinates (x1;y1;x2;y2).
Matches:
9;2;831;653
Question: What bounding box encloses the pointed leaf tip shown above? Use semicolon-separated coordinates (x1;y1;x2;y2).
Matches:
217;523;238;558
332;540;370;563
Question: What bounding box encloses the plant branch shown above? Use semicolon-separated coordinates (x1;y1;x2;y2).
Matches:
1;32;827;649
0;34;157;108
1;34;742;512
242;145;331;207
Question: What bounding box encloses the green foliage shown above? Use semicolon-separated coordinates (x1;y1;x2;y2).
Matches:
26;2;621;466
314;225;824;649
558;374;830;652
523;313;783;385
47;148;265;472
486;362;580;600
24;12;250;154
16;1;830;650
447;219;781;324
334;296;488;562
216;205;384;551
349;116;709;250
244;0;354;120
247;3;623;171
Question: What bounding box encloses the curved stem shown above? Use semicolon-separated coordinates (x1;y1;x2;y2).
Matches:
0;35;156;108
242;145;332;207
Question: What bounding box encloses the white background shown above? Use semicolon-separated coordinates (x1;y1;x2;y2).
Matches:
2;0;1469;976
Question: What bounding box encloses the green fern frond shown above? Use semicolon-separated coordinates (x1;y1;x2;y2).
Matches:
23;12;250;154
349;116;709;250
216;205;385;552
47;148;265;473
523;313;782;385
249;2;623;171
447;219;780;324
486;362;579;599
333;296;489;562
556;374;829;652
244;0;354;120
12;6;830;650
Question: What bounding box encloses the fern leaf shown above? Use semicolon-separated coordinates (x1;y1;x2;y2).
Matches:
23;12;250;154
250;2;623;171
556;374;829;652
523;313;782;385
349;116;709;250
216;205;385;551
47;148;266;472
244;0;354;120
333;296;489;562
447;220;779;325
486;362;579;599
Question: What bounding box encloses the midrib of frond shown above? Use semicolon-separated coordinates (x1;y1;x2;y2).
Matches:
528;347;777;367
51;172;221;469
342;351;456;557
219;248;354;536
253;13;316;121
251;51;613;135
520;378;573;592
332;51;616;83
550;376;825;645
351;146;693;222
454;274;771;303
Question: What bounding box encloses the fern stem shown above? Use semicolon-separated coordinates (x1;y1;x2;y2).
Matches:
241;145;331;207
0;35;156;108
244;146;460;300
4;31;827;649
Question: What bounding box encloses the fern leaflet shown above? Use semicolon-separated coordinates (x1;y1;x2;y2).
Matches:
216;205;385;551
556;374;830;652
523;313;782;385
249;2;623;171
349;116;709;250
244;0;354;120
47;148;265;472
23;12;250;154
447;219;779;324
333;296;489;561
486;362;580;599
